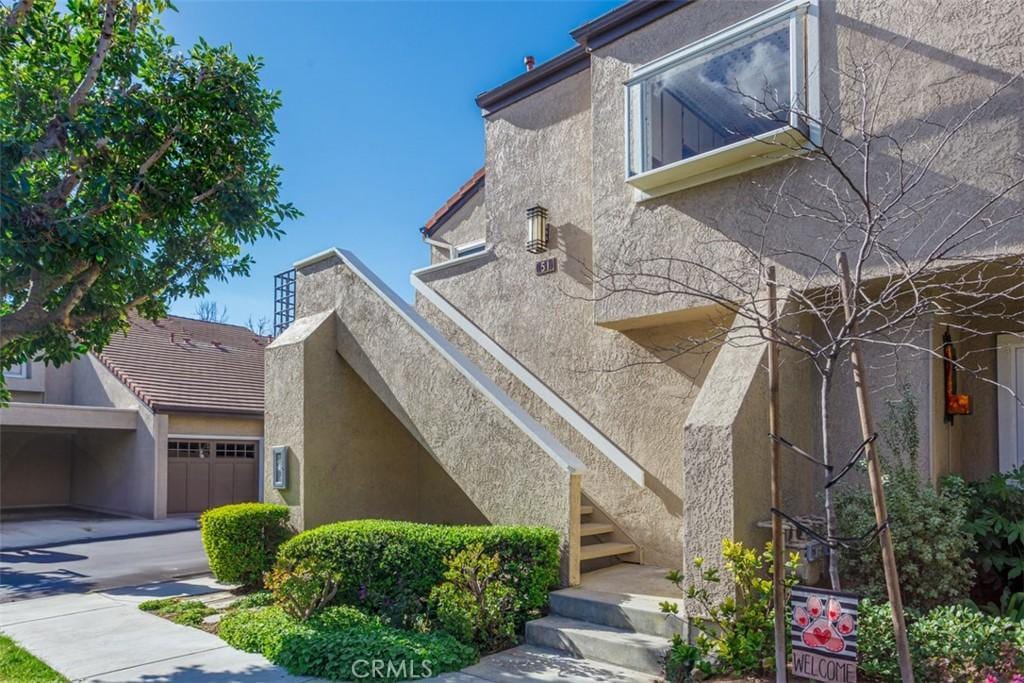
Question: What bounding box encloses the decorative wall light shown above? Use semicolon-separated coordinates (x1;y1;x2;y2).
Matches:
943;327;972;423
526;205;548;254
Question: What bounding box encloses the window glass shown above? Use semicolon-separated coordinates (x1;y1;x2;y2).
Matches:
628;18;795;175
3;363;29;379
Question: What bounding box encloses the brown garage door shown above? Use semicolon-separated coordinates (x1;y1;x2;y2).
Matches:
167;439;258;514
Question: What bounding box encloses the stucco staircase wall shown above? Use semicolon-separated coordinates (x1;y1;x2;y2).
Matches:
290;250;584;583
417;291;681;568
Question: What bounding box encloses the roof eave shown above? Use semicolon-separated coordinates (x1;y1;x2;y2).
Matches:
570;0;691;51
475;46;590;116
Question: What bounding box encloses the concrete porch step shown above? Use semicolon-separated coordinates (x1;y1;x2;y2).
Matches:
524;616;670;676
579;522;614;537
549;587;686;639
579;541;636;561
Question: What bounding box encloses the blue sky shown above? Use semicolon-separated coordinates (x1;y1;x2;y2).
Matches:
162;1;619;328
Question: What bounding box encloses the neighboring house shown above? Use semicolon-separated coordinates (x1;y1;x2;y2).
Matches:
265;0;1023;588
1;316;267;519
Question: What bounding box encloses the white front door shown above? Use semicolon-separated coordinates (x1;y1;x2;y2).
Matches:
996;335;1024;473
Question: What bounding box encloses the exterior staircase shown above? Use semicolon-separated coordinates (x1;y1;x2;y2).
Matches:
578;496;641;573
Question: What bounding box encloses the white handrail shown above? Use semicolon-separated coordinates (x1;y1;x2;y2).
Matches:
411;251;646;487
293;247;586;476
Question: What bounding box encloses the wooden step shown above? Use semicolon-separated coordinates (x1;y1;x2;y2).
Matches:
579;504;594;515
580;542;637;561
580;522;615;537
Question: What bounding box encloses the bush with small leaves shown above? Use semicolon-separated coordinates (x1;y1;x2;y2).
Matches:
265;559;341;621
661;539;799;678
429;544;519;653
200;503;292;588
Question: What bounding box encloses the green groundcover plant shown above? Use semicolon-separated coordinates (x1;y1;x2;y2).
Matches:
139;598;216;627
858;600;1024;682
220;605;476;681
275;519;559;628
199;503;292;588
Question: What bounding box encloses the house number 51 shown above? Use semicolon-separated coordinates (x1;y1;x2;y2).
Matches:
536;257;557;276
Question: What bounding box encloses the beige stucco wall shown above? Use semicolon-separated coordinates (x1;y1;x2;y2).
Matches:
167;413;263;438
68;355;167;518
0;432;73;507
587;1;1023;326
264;309;485;532
278;255;580;580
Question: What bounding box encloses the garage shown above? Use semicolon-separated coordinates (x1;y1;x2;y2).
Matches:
166;439;260;514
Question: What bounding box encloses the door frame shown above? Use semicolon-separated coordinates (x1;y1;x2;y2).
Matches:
996;335;1023;473
166;434;265;509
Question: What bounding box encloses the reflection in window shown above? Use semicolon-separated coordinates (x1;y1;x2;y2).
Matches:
627;5;813;180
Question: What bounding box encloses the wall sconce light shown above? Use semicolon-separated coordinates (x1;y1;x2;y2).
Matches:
526;205;548;254
943;327;972;423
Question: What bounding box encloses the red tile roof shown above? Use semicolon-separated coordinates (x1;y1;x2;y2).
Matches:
97;315;268;416
421;168;485;237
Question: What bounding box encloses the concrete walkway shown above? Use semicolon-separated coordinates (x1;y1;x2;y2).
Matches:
0;577;314;682
1;510;198;551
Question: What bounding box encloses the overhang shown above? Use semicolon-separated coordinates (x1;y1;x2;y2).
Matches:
0;403;138;431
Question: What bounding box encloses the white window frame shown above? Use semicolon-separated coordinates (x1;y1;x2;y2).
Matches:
453;239;487;258
623;0;820;199
996;335;1024;474
3;362;30;380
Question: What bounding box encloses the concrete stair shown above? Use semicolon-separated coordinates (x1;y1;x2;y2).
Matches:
522;586;685;677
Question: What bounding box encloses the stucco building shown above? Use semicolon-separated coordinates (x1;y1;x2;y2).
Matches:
1;316;267;519
265;0;1023;592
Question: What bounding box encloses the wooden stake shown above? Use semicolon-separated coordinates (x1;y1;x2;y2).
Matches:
766;266;787;683
836;252;915;682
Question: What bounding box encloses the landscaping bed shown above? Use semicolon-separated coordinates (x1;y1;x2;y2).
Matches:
142;505;562;682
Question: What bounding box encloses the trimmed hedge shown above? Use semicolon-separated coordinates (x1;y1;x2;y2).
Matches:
200;503;292;587
220;605;476;681
276;520;560;627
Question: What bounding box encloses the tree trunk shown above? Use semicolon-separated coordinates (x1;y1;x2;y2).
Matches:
820;363;841;590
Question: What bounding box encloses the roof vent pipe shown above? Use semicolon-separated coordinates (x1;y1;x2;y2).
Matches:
524;55;535;71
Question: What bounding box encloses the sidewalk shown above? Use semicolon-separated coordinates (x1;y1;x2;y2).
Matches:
1;511;199;551
0;576;315;682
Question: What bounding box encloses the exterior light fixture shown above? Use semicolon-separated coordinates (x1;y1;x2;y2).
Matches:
943;327;972;423
526;205;548;254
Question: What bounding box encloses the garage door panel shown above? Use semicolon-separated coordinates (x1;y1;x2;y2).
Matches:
168;439;258;514
167;462;188;514
186;461;210;512
211;462;235;508
232;462;257;504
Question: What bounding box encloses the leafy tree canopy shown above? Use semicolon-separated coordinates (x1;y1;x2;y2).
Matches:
0;0;299;384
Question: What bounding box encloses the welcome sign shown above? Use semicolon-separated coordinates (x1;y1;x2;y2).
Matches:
791;586;859;683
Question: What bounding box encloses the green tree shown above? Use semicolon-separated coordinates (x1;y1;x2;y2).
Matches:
0;0;298;385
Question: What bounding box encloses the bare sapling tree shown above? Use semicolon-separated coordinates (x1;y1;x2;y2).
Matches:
194;300;228;323
585;31;1024;599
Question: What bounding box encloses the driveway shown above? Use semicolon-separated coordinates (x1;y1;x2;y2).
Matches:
1;527;208;602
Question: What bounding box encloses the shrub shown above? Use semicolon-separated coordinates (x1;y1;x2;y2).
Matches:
220;605;476;680
266;559;341;621
429;544;518;652
276;520;559;628
664;634;705;683
858;600;1024;682
200;503;292;588
952;467;1024;610
660;539;799;678
836;385;975;609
